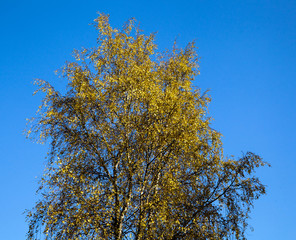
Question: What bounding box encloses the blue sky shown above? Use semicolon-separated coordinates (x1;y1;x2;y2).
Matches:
1;0;295;239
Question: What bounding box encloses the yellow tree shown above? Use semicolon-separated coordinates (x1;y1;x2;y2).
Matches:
26;13;268;240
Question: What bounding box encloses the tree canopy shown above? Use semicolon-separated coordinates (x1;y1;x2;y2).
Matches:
26;13;268;240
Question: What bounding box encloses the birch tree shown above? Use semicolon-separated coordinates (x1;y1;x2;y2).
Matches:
26;13;268;240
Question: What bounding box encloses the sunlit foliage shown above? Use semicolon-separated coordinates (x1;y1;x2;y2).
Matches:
26;13;268;240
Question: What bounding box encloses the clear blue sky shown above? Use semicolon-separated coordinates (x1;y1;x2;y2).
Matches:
1;0;295;239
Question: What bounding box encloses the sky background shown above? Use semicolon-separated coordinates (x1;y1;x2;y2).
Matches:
1;0;295;239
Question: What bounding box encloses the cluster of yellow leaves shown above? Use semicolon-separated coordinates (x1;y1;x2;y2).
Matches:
26;13;268;240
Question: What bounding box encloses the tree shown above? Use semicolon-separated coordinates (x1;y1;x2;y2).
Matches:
26;13;268;240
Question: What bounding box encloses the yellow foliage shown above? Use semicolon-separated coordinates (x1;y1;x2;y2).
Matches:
26;13;268;240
